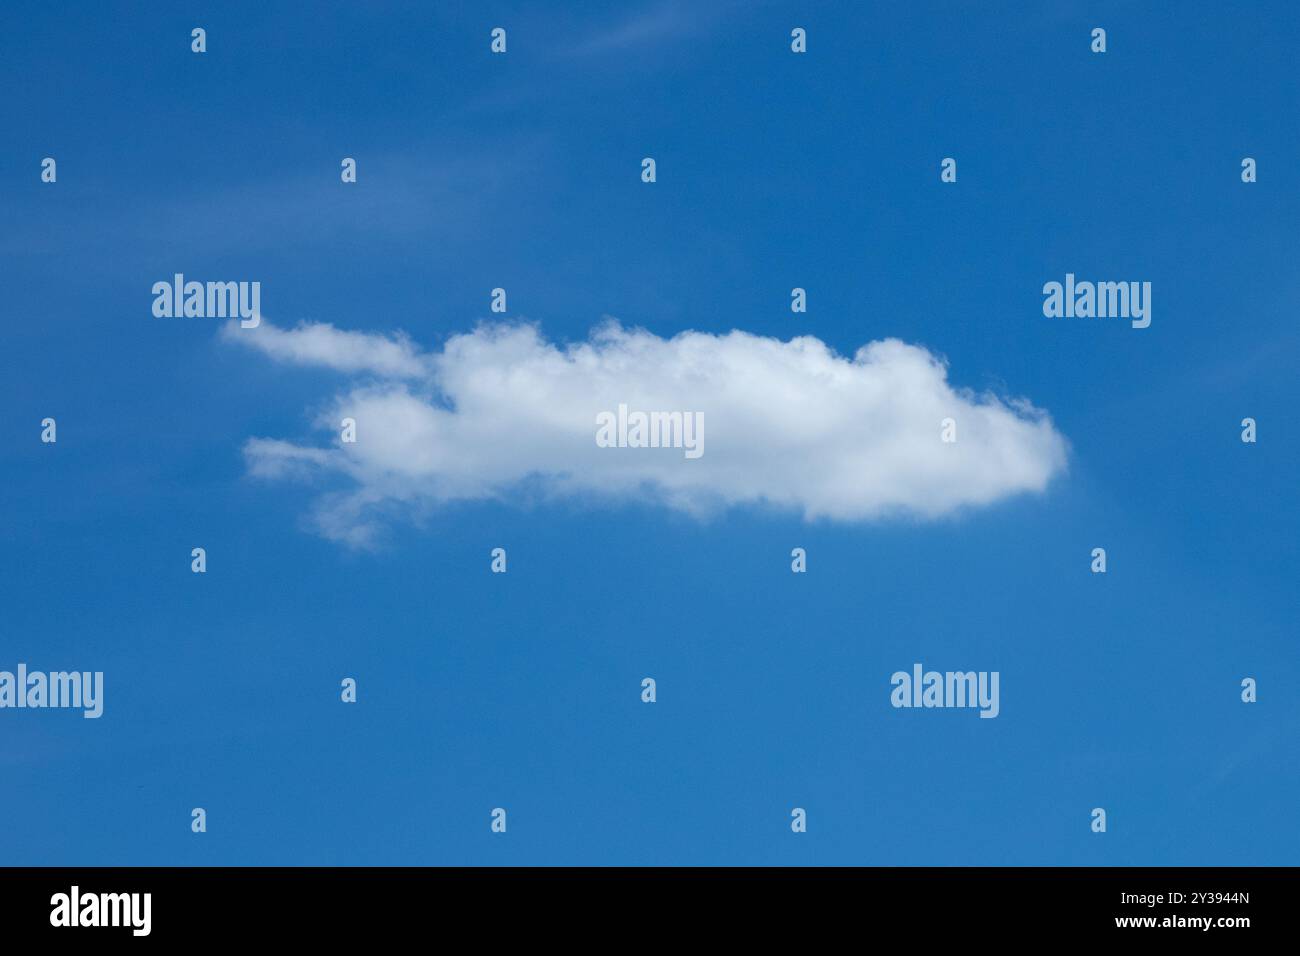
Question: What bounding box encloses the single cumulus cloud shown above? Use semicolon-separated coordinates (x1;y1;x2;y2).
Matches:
221;319;1068;547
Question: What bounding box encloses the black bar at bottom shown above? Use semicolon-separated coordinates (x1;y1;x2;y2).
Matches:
0;866;1282;941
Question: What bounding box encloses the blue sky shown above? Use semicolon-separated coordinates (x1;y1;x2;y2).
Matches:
2;1;1297;865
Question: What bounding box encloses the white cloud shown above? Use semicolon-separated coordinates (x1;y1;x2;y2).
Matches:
220;320;427;378
225;319;1068;546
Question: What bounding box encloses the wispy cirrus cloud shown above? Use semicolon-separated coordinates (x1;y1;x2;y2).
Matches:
565;1;719;56
223;319;1069;547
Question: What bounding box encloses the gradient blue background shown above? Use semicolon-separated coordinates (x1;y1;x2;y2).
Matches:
2;1;1297;865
